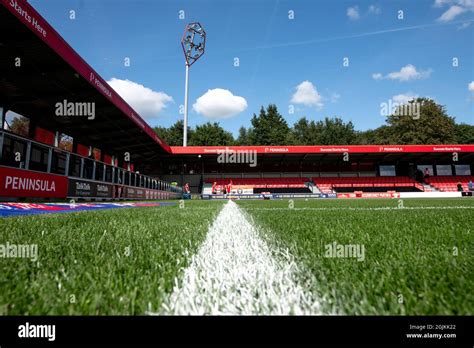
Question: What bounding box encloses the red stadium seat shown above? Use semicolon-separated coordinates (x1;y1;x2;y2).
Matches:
312;176;419;193
205;177;310;191
425;175;473;192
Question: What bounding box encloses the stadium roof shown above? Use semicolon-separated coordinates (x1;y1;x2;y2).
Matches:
171;145;474;155
169;145;474;164
0;0;171;162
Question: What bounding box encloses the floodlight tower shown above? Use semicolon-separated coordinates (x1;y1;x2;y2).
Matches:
181;22;206;147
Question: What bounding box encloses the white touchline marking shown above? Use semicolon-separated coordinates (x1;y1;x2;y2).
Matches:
157;200;320;315
242;206;474;211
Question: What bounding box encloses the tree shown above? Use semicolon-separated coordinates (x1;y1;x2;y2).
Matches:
291;116;356;145
236;126;252;145
248;104;290;145
8;115;29;137
355;129;376;145
314;117;356;145
292;117;312;145
153;99;467;147
190;122;234;146
153;126;169;143
384;98;456;144
153;120;194;146
355;126;393;145
455;123;474;144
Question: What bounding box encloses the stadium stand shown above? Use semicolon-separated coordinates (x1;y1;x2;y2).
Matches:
203;177;313;194
425;176;474;192
201;175;474;195
0;130;182;200
0;0;181;200
205;177;309;188
203;176;429;194
312;176;424;193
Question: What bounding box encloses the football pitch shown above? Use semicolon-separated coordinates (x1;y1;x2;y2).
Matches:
0;198;472;315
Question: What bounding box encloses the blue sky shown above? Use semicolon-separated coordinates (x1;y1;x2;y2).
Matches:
30;0;474;135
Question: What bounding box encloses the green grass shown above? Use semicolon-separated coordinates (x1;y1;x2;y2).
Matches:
0;200;224;315
2;197;473;315
238;198;474;315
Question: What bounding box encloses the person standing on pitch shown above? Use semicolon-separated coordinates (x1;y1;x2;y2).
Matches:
183;183;191;199
212;181;217;195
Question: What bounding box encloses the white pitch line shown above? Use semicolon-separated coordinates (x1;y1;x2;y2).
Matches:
159;200;320;315
242;206;474;211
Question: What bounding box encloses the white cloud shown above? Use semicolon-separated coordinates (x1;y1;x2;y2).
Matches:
438;5;466;21
461;0;474;7
291;81;324;109
392;93;419;104
469;81;474;92
458;21;472;29
373;64;432;82
434;0;474;22
434;0;452;7
368;5;381;14
372;73;383;80
387;65;432;81
347;6;360;20
107;78;173;120
192;88;247;119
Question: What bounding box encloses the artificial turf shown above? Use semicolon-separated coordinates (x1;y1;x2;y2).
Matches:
238;198;474;315
0;200;224;315
1;197;473;315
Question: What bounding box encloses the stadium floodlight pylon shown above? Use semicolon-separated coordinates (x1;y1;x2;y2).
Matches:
181;22;206;147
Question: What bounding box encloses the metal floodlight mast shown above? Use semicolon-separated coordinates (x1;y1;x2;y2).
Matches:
181;22;206;147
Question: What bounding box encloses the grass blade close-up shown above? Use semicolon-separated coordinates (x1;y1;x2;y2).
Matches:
0;201;223;315
238;198;474;315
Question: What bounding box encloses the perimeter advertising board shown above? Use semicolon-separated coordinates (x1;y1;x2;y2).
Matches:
67;179;114;198
0;166;68;198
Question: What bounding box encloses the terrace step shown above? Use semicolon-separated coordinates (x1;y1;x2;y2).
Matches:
422;183;438;192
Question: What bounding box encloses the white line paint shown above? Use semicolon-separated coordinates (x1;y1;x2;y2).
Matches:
241;206;474;211
158;200;320;315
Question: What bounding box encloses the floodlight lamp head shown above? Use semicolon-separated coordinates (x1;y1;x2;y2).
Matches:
181;22;206;67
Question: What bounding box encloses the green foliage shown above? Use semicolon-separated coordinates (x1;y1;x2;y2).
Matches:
384;98;456;144
355;126;394;145
248;105;290;145
8;115;29;137
291;117;356;145
291;117;314;145
235;126;253;146
455;123;474;144
189;122;234;146
153;120;194;146
154;121;231;146
153;100;471;146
